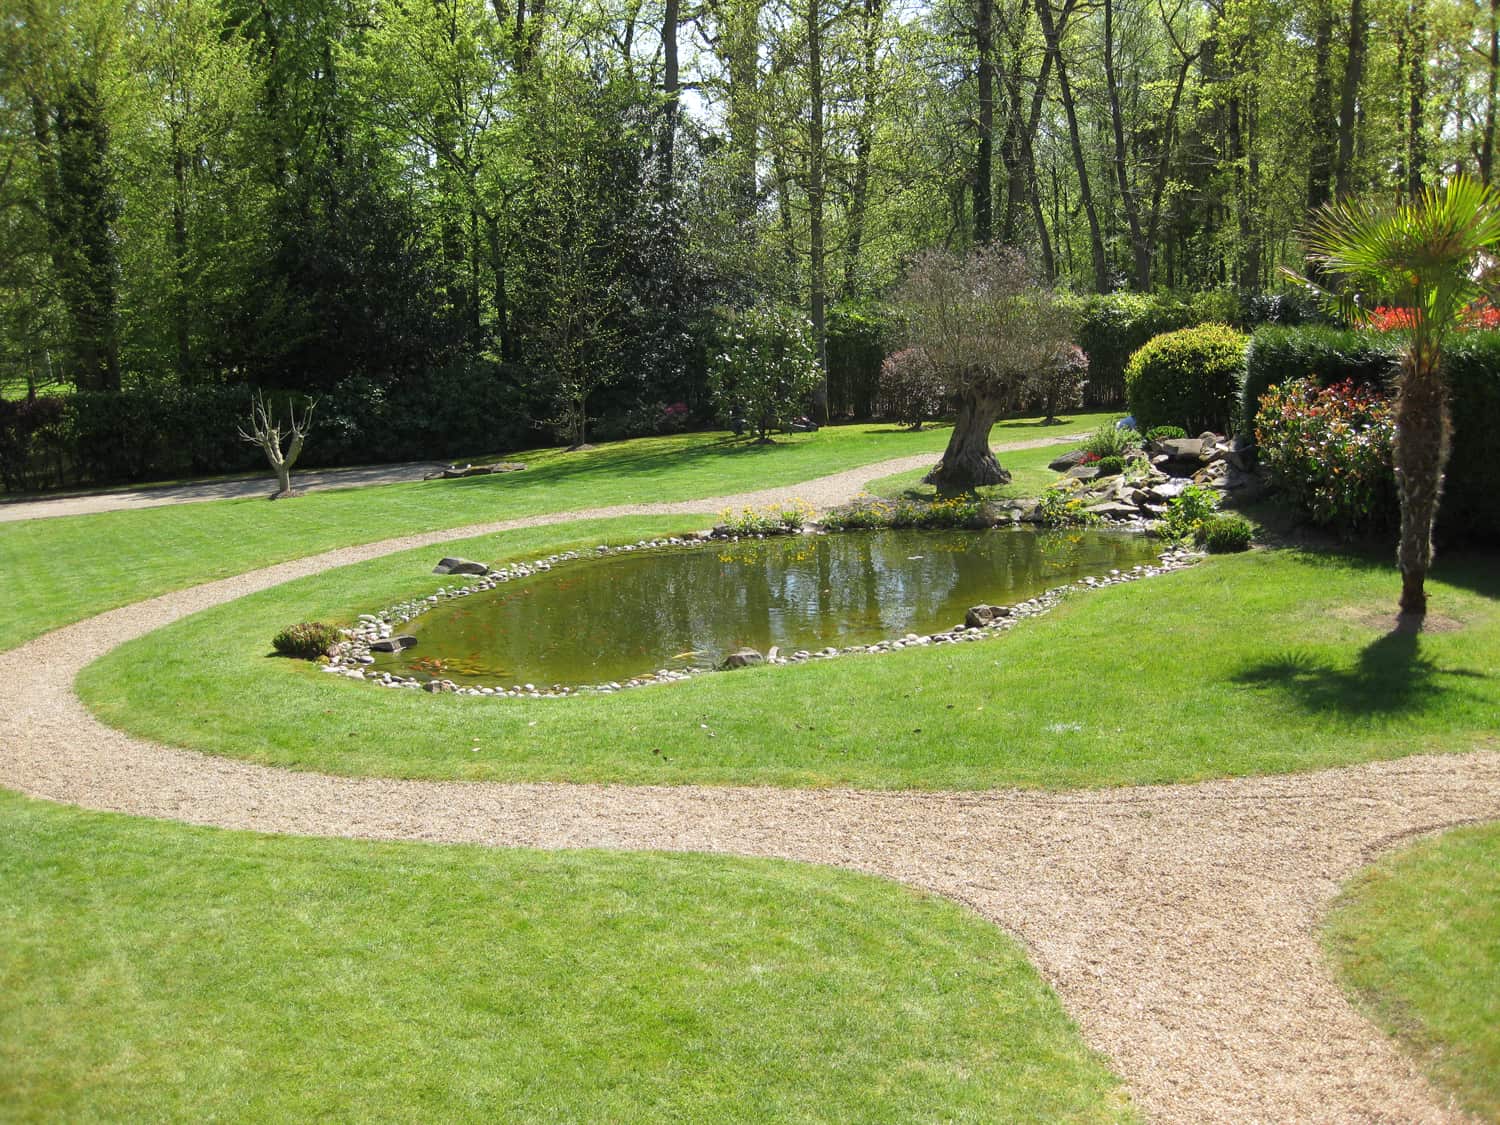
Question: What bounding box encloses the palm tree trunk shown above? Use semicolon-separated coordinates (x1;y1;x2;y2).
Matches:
1393;352;1452;615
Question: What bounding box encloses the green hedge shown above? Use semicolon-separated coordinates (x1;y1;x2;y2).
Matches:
1;363;535;492
826;301;893;419
1244;325;1500;543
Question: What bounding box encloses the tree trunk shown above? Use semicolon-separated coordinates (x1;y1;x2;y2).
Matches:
1335;0;1365;198
725;0;760;222
1102;0;1147;288
171;130;192;380
1393;352;1451;616
807;0;829;421
1405;0;1427;196
1036;0;1106;292
844;0;882;293
974;0;995;245
1306;0;1334;210
660;0;680;197
924;389;1010;493
1483;0;1498;184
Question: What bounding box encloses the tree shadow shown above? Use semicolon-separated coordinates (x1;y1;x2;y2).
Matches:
1231;616;1490;718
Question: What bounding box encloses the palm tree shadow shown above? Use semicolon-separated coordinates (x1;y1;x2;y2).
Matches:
1231;616;1489;717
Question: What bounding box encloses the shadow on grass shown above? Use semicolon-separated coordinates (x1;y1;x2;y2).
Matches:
1232;618;1491;718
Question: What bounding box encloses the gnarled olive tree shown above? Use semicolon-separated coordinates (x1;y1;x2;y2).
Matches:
895;248;1073;493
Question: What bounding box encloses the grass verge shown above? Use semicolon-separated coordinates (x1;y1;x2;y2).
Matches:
0;790;1134;1122
1;413;1111;649
1324;822;1500;1122
78;517;1500;789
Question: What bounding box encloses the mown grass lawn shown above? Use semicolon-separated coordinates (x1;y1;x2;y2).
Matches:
0;413;1112;648
0;790;1134;1123
1325;822;1500;1122
78;515;1500;789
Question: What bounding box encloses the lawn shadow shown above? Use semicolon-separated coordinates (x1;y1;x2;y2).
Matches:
1232;616;1491;718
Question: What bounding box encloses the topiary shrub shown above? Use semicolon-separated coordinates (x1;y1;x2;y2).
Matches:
1125;324;1247;435
1094;455;1125;476
272;622;342;659
1145;424;1187;442
1198;514;1253;553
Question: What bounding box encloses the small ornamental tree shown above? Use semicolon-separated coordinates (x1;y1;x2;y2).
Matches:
1282;174;1500;615
708;305;822;443
894;247;1073;492
1025;343;1089;424
878;346;945;430
239;392;314;498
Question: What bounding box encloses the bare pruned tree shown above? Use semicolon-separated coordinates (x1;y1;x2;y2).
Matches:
239;392;315;498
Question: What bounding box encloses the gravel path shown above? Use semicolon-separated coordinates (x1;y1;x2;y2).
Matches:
2;436;1497;1123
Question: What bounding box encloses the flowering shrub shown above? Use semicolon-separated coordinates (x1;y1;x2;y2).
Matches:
1254;377;1396;530
1033;489;1102;527
1369;301;1500;333
820;494;992;530
708;304;822;442
877;347;946;430
1158;484;1219;542
1024;343;1090;423
718;499;815;534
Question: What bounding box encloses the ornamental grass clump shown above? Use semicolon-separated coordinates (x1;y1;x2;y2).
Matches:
272;621;342;659
820;494;992;530
1198;514;1254;553
1254;378;1396;532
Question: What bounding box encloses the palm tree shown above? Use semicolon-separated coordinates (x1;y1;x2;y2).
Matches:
1282;175;1500;616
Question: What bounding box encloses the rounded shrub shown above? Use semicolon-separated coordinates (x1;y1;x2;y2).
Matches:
1094;455;1124;476
1198;514;1253;553
1145;424;1187;442
272;622;342;659
1125;324;1248;435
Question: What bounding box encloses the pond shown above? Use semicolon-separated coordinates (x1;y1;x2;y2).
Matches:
370;527;1162;690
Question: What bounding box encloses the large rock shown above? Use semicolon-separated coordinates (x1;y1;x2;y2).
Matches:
370;635;418;653
433;557;490;576
965;604;1011;629
1064;464;1101;482
1048;449;1090;472
1156;437;1206;463
1085;501;1142;521
718;648;764;670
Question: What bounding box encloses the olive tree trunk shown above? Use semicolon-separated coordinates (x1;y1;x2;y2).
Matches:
1393;354;1451;615
924;390;1010;493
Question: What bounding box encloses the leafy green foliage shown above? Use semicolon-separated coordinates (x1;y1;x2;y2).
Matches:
826;302;894;418
1241;326;1396;433
270;621;341;659
820;495;991;530
708;306;822;442
1158;484;1219;542
1032;490;1102;527
1081;422;1140;459
718;500;814;534
1255;378;1396;532
1094;456;1124;477
1144;425;1187;442
1024;343;1089;424
1197;514;1253;553
1125;325;1246;435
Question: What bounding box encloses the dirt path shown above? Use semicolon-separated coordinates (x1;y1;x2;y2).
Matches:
2;444;1496;1123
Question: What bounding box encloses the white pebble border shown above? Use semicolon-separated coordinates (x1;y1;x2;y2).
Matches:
322;529;1200;698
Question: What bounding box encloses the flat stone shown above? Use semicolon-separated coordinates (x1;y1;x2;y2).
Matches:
432;557;489;575
718;648;764;670
1065;465;1101;481
369;635;417;653
1048;449;1089;471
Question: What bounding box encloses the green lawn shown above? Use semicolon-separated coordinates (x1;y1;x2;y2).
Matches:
1325;822;1500;1122
865;441;1075;501
0;790;1134;1123
78;517;1500;789
1;413;1112;649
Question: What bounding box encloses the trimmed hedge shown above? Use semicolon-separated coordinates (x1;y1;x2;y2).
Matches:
1125;324;1247;435
826;302;893;419
1;362;534;492
1243;325;1500;543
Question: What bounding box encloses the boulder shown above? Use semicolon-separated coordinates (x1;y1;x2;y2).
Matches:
1156;438;1205;462
433;557;490;576
964;604;1011;628
718;648;764;670
1064;464;1101;482
1048;449;1090;472
370;635;418;653
1085;501;1142;521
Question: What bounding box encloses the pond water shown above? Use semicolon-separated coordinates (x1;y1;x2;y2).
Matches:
372;528;1162;688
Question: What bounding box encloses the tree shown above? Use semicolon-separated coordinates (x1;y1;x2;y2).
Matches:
239;391;314;498
877;346;944;430
1284;175;1500;615
1025;341;1088;424
707;304;822;442
895;246;1072;493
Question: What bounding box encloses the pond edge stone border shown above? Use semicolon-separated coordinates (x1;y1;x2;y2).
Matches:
322;529;1202;698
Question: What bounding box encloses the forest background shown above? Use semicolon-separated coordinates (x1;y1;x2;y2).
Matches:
2;0;1494;482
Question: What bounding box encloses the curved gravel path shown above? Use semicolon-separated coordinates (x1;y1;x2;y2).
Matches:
3;439;1498;1123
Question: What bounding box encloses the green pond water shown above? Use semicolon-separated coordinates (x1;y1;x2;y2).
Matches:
374;528;1162;688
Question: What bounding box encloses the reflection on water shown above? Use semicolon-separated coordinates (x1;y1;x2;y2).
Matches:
374;528;1161;687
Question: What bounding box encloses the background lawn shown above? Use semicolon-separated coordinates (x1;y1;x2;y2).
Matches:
0;791;1134;1123
78;517;1500;789
0;413;1111;648
1325;822;1500;1122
